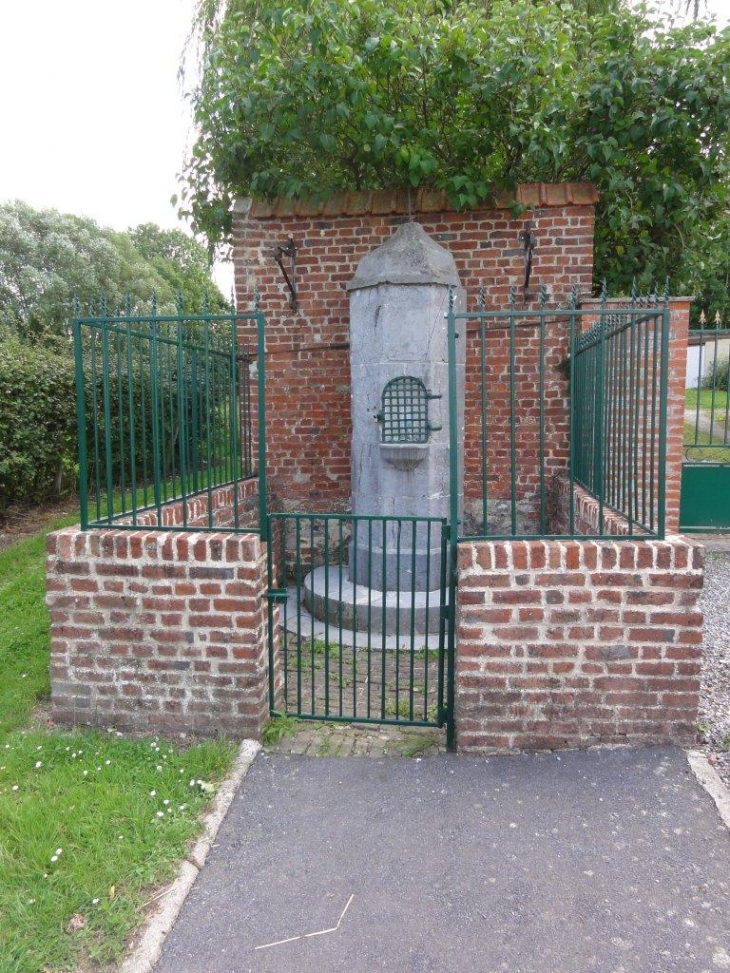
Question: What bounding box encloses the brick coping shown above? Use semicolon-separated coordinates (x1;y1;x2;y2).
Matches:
236;183;599;220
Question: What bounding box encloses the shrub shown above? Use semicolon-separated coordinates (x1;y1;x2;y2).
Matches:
702;356;730;392
0;339;78;508
1;322;241;511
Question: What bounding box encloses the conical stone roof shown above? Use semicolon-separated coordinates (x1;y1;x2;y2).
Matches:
347;221;460;291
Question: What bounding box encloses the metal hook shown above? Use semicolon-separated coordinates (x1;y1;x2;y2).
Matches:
273;237;298;310
518;221;536;303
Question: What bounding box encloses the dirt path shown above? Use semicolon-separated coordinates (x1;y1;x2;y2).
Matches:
0;498;78;553
684;406;729;440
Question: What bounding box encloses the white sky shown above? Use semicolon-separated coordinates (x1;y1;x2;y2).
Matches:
0;0;729;294
0;0;197;232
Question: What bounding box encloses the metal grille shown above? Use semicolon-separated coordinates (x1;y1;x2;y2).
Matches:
381;376;429;443
266;512;449;731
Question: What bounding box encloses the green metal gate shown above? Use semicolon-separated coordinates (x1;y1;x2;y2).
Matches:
265;513;453;740
680;319;730;532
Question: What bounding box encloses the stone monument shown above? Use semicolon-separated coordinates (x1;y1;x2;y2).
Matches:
303;222;465;635
347;221;465;593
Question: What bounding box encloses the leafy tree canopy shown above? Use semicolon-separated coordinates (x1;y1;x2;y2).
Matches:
0;201;227;342
181;0;730;300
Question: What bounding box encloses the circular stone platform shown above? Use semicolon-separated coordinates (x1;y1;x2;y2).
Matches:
302;565;445;637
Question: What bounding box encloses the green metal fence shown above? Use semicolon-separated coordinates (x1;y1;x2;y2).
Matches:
447;287;669;540
72;298;263;531
572;295;669;536
680;314;730;532
684;317;730;459
266;512;451;737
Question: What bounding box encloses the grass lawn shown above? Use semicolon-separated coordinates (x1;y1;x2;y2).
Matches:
685;387;729;411
0;511;237;973
683;424;730;463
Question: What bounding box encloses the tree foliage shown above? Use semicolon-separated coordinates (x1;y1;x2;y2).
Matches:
0;202;226;342
0;202;229;505
181;0;730;298
128;223;229;312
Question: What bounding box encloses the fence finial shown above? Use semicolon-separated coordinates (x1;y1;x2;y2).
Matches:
600;279;608;307
447;286;455;312
539;283;548;308
478;283;486;312
253;288;261;312
72;292;80;319
150;290;158;317
569;283;578;311
230;287;236;312
700;309;707;326
630;278;637;304
509;285;517;309
664;277;671;306
202;288;210;315
716;310;723;328
99;292;108;317
124;292;132;318
175;290;184;317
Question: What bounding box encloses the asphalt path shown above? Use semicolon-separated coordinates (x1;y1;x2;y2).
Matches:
155;747;730;973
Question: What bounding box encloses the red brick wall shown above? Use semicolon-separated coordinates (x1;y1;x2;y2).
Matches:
456;538;703;752
233;185;596;513
46;517;270;739
552;478;632;537
118;478;259;531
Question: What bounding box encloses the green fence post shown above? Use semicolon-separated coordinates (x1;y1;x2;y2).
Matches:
594;308;606;535
567;287;578;535
446;288;458;752
657;297;670;538
256;305;268;543
230;307;241;529
73;314;89;530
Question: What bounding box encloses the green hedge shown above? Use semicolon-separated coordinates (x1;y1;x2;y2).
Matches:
0;337;237;510
0;340;78;508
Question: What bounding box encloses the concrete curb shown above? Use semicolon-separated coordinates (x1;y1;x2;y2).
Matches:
118;739;261;973
686;749;730;831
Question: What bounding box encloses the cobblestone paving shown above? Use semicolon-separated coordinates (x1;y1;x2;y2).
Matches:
279;635;441;724
264;719;445;758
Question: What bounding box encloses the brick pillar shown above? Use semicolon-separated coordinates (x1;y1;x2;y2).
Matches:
664;298;691;535
47;529;270;738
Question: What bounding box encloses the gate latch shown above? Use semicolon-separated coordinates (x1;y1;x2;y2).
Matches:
266;589;289;603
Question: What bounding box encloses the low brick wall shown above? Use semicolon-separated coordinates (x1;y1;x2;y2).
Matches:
46;527;270;738
456;538;704;752
117;478;259;531
47;482;706;753
553;477;633;537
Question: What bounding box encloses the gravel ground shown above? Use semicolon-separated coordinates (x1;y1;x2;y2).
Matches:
698;548;730;787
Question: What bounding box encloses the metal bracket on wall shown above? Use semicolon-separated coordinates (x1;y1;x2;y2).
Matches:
518;221;535;303
273;237;298;310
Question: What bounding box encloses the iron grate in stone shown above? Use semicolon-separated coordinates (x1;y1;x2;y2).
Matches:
380;376;429;443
